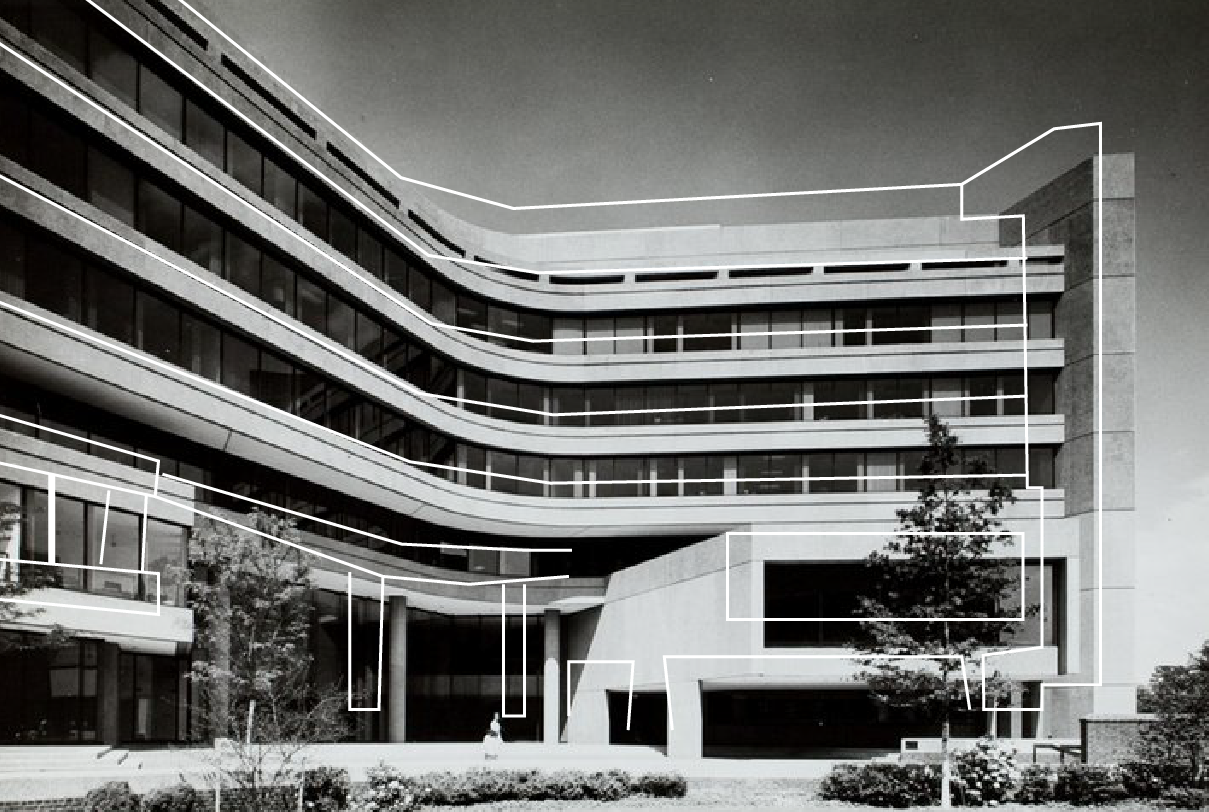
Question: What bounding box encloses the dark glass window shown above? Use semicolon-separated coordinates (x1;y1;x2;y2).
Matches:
85;264;134;344
841;307;867;346
1029;447;1056;489
54;495;86;591
329;205;356;258
610;458;645;497
263;155;297;218
931;302;963;343
298;183;328;238
88;28;137;107
29;110;85;197
357;230;383;278
968;375;999;416
870;305;900;346
87;146;135;226
651;314;678;353
455;295;487;333
682;312;731;352
136;180;182;252
295;275;326;333
1027;300;1055;339
996;299;1025;341
832;452;861;492
516;455;546;497
815;378;864;421
224;232;260;295
221;333;257;395
517;383;544;426
354;311;382;362
137;290;180;364
1028;371;1055;414
260;254;295;315
31;0;86;72
184;99;225;168
256;351;294;412
25;241;82;321
326;296;356;350
587;388;615;427
773;309;806;349
738;454;801;495
964;301;995;342
181;313;220;380
226;130;262;195
488;451;519;495
899;304;930;343
181;205;223;274
682;456;724;496
137;65;183;141
552;388;584;427
584;318;613;356
1002;373;1026;416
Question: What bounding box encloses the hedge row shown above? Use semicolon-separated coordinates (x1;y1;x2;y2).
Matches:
820;756;1207;808
356;765;687;810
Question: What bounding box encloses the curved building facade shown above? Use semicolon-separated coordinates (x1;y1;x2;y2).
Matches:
0;0;1135;755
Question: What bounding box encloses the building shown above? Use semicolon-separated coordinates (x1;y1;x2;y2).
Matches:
0;0;1135;757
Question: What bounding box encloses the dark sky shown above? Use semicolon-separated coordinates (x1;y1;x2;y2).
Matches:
199;0;1209;674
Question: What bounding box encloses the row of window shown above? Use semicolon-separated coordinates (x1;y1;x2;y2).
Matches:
763;561;1059;648
553;299;1054;356
0;212;1059;445
0;216;1061;499
472;371;1056;426
0;0;1058;359
0;377;699;578
0;480;187;604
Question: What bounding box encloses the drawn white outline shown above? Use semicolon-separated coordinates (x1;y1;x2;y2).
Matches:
724;531;1029;623
500;582;529;719
566;660;635;731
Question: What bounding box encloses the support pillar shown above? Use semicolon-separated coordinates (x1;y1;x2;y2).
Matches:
543;609;561;744
387;595;407;742
666;680;703;758
98;642;121;746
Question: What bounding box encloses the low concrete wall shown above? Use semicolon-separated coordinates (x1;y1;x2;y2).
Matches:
1081;713;1155;764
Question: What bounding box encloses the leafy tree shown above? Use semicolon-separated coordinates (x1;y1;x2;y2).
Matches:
1;501;67;652
184;510;348;810
1137;640;1209;783
854;415;1024;806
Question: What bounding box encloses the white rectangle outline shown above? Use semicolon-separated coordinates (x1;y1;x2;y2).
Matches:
346;573;386;713
725;530;1029;623
0;558;163;617
566;659;634;731
501;582;529;719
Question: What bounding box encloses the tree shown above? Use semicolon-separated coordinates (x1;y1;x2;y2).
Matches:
184;510;349;811
0;501;67;652
1137;640;1209;782
854;415;1023;807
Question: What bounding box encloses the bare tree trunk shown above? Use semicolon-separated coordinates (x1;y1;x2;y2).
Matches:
941;717;952;808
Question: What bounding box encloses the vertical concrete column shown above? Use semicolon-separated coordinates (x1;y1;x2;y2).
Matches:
98;642;121;746
666;680;703;759
1009;687;1024;739
387;595;407;742
542;609;561;744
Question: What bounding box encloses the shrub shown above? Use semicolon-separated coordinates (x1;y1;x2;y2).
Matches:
84;782;140;812
1013;765;1056;804
539;770;587;802
631;773;688;798
583;769;631;802
1053;764;1129;805
141;784;200;812
353;763;422;812
1162;787;1209;809
954;737;1019;805
303;767;351;812
819;763;940;807
1121;761;1198;798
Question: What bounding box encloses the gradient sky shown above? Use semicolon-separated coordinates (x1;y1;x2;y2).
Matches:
199;0;1209;679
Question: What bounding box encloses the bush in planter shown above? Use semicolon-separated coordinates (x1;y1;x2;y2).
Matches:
303;766;351;812
84;781;140;812
1053;764;1129;805
631;773;688;798
819;763;940;807
1162;786;1209;809
1013;765;1057;804
954;737;1020;805
141;784;200;812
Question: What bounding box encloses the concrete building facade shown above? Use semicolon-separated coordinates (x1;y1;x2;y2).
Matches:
0;0;1135;756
